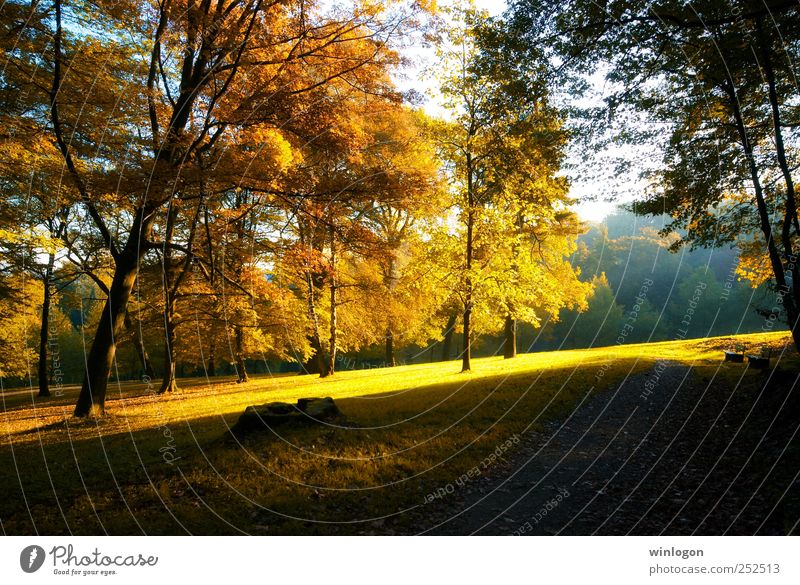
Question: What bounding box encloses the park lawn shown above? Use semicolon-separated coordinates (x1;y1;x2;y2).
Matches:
0;330;794;534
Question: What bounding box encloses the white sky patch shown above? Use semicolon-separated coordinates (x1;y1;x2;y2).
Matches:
394;0;507;118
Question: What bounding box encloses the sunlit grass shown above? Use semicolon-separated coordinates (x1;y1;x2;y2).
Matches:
0;330;794;534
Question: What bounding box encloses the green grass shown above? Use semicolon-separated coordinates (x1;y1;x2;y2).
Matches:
0;330;794;534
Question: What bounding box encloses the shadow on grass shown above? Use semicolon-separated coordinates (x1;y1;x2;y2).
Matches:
1;355;640;535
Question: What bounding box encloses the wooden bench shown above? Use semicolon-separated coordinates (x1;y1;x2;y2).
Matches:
746;346;772;370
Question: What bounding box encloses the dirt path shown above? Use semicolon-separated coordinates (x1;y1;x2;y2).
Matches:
414;361;799;535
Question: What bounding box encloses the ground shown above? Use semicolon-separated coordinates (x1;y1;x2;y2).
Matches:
0;331;797;535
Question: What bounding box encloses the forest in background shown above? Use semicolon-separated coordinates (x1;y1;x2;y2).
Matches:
521;210;769;353
1;207;771;388
0;1;589;407
4;0;800;417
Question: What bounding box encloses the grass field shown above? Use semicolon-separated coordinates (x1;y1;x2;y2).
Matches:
1;331;795;534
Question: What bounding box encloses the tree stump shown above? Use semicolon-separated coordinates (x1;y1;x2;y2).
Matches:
229;397;344;438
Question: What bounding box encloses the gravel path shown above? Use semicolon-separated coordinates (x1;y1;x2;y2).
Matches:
415;361;800;535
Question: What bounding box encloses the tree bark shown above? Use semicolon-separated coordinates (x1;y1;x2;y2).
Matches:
756;19;800;349
385;327;396;367
723;75;800;350
298;215;329;376
158;300;179;393
157;196;201;392
135;332;155;380
441;312;457;361
303;268;328;375
37;255;55;397
303;336;327;375
207;338;216;377
461;303;472;371
503;315;517;359
235;326;249;383
124;309;155;379
461;151;475;373
326;225;337;377
73;242;143;417
503;213;522;360
383;254;398;367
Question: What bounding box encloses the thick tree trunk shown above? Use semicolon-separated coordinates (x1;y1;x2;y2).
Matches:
159;358;178;394
303;337;327;375
441;312;457;361
37;257;55;397
302;268;328;376
503;315;517;359
74;247;141;417
158;301;179;393
235;326;249;383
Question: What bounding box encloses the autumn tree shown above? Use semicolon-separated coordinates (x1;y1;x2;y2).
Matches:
354;108;443;366
0;277;40;381
0;2;76;396
432;4;589;370
367;208;447;366
1;0;427;415
275;90;441;375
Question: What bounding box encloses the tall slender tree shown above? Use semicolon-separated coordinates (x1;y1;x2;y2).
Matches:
433;3;588;370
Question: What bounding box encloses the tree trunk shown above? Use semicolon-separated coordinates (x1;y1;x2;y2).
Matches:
384;255;397;367
756;20;800;351
208;338;216;377
235;326;249;383
385;327;396;367
37;256;55;397
461;151;475;373
156;196;200;392
158;301;179;393
124;310;155;379
503;315;517;359
159;357;178;394
303;268;328;376
326;225;337;377
73;247;141;417
504;213;522;361
133;331;155;380
723;77;800;351
789;306;800;353
441;312;457;361
461;303;472;372
303;336;327;375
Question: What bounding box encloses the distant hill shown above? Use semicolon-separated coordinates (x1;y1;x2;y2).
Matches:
514;209;771;353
